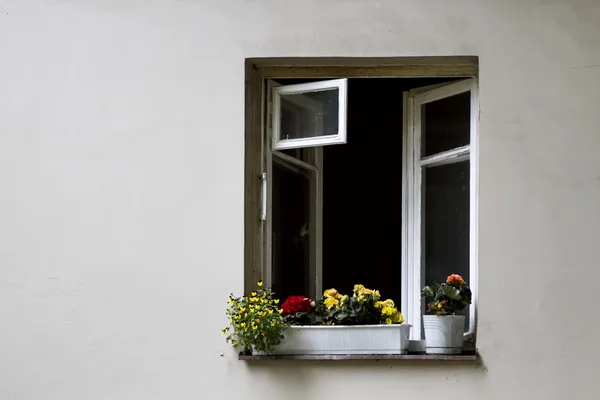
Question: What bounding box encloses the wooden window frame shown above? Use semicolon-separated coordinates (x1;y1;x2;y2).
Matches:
244;56;479;346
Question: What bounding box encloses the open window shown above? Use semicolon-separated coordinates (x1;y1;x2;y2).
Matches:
256;73;478;346
272;79;348;150
265;79;347;300
403;78;478;340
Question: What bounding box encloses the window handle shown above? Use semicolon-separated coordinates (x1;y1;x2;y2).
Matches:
260;173;267;221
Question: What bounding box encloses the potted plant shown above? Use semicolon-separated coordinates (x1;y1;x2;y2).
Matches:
223;283;411;356
421;274;472;354
222;281;287;355
274;284;411;355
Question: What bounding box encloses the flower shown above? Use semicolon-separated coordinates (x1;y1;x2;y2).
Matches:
281;296;313;316
446;274;465;286
385;318;393;324
257;281;263;287
359;288;373;296
353;284;364;293
382;299;395;308
323;288;338;298
223;283;286;356
324;296;340;309
381;306;396;316
340;295;349;303
392;312;404;324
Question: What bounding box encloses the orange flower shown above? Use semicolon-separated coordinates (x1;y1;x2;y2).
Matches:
446;274;465;286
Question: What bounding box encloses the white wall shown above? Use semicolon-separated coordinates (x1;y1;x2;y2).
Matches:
1;0;599;399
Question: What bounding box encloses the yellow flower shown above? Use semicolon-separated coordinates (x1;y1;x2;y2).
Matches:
251;292;257;297
240;322;246;328
274;299;279;304
335;293;343;300
372;290;381;299
353;284;364;293
324;296;340;309
252;325;257;330
324;288;338;298
393;312;404;324
437;303;442;309
278;309;283;314
385;318;393;324
375;301;384;309
268;309;273;314
271;322;275;327
340;295;349;303
359;288;373;296
382;307;396;316
383;299;395;308
257;281;263;287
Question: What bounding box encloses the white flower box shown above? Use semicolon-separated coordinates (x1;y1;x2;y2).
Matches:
270;324;412;355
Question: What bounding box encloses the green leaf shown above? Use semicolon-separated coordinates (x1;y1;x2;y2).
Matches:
422;286;434;297
442;285;462;300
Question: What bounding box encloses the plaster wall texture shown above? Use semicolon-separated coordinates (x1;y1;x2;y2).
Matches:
1;1;599;399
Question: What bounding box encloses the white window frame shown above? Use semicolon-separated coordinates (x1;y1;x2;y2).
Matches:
265;80;326;300
266;77;479;340
272;79;348;150
401;78;479;341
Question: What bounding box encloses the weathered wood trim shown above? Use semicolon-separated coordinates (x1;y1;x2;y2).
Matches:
257;65;475;78
244;62;264;293
248;56;477;67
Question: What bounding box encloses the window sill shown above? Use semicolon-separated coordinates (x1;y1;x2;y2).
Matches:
239;351;478;361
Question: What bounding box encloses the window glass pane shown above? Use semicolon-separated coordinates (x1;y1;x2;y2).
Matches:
421;91;470;157
271;161;311;301
423;160;470;331
280;89;339;140
280;148;309;162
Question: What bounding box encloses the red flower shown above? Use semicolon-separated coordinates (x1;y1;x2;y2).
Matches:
281;296;313;316
446;274;465;286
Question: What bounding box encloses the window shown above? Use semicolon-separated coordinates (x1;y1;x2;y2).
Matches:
272;79;348;150
403;79;478;339
245;58;479;344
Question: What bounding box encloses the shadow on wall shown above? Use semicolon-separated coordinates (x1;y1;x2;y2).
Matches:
240;356;488;394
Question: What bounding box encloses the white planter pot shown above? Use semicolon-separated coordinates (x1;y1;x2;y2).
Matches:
265;324;411;355
422;315;465;354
